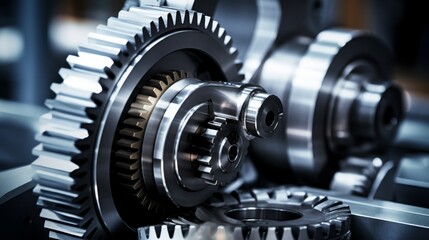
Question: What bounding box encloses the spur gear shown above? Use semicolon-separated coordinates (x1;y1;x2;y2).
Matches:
196;118;248;186
145;189;351;240
32;5;245;239
330;157;383;196
114;70;187;213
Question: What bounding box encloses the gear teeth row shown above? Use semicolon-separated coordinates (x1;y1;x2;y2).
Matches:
139;224;352;240
32;4;241;239
196;118;227;185
171;188;351;240
114;71;187;213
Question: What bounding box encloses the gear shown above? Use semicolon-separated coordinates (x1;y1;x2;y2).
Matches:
139;223;351;240
330;157;383;196
32;5;241;239
114;70;187;213
167;188;351;240
196;118;248;186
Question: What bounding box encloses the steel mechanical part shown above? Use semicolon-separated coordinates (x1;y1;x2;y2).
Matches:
114;70;186;213
213;0;337;82
289;186;429;240
167;189;351;240
31;5;247;239
251;28;404;184
139;78;283;208
196;118;248;186
114;71;281;214
330;157;383;197
139;222;349;240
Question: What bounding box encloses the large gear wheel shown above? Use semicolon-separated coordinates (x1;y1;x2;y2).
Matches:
32;5;242;239
162;188;351;240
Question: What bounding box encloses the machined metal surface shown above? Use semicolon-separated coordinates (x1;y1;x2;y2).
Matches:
140;78;282;207
251;28;404;184
289;186;429;240
163;189;351;240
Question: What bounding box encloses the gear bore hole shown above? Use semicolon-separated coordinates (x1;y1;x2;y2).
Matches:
228;144;239;163
265;111;275;127
382;105;398;130
226;207;302;222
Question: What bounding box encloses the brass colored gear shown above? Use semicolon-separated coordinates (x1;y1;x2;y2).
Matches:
114;70;188;213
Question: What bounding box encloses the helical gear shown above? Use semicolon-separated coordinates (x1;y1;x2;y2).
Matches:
32;5;242;239
196;118;248;187
114;70;187;213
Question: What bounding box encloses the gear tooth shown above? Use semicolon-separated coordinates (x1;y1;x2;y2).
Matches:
148;78;168;91
88;31;134;55
67;55;115;79
128;107;149;118
224;35;233;49
248;227;261;240
115;149;139;160
78;42;126;66
44;220;88;238
218;27;227;42
120;127;143;138
233;227;245;240
124;117;146;129
179;70;187;79
116;159;140;171
197;155;211;165
211;20;220;35
307;224;324;240
126;180;143;191
117;138;140;149
230;47;238;60
153;73;173;85
117;170;140;181
108;17;143;34
136;94;158;105
204;16;213;30
321;221;336;238
198;166;212;174
51;83;92;103
141;85;162;98
96;24;142;48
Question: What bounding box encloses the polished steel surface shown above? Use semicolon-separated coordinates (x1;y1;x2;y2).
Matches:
142;78;282;207
251;28;403;184
291;186;429;240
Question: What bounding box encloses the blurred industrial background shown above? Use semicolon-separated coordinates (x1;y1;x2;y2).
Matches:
0;0;428;171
